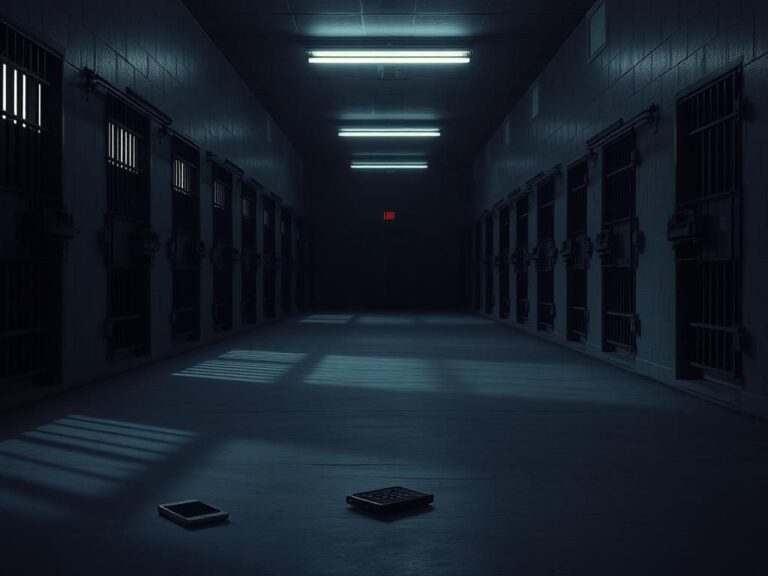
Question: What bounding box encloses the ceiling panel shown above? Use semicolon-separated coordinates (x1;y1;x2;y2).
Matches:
181;0;593;169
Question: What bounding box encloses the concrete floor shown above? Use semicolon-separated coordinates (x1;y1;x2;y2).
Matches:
1;313;766;575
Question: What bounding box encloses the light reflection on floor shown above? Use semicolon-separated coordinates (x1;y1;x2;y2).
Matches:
0;416;195;520
446;359;673;406
355;316;416;326
304;355;439;391
299;314;354;324
173;349;307;383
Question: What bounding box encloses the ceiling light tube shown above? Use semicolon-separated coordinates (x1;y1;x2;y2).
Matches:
339;128;441;138
350;161;428;170
308;50;470;65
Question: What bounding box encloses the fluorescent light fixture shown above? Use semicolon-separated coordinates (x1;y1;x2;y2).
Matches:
350;161;428;170
339;128;440;138
308;50;470;64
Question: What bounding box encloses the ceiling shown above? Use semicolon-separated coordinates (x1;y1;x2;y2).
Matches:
181;0;596;172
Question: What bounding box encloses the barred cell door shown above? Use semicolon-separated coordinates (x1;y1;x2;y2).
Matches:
295;217;307;312
263;196;277;319
514;195;530;323
0;22;68;388
169;137;201;341
241;184;258;324
535;178;556;331
484;213;494;314
104;96;156;356
670;69;742;383
497;206;511;319
281;209;294;314
211;165;234;332
599;131;639;355
473;220;482;311
565;160;589;341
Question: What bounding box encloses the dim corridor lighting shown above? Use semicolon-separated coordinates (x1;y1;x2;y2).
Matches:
350;161;428;170
339;128;440;138
308;50;470;64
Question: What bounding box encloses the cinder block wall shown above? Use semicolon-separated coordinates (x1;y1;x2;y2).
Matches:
0;0;304;389
471;0;768;415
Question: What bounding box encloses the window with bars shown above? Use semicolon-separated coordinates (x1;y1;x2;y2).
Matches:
213;180;227;210
173;157;194;195
108;122;139;173
1;62;44;130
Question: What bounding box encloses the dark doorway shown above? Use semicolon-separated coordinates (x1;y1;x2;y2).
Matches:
295;217;307;312
599;131;638;355
565;160;589;341
484;213;494;314
535;178;556;331
498;205;511;319
671;68;742;383
211;165;233;332
241;183;258;324
514;195;530;324
104;96;153;357
169;137;201;341
0;22;65;388
473;220;482;312
281;209;294;314
262;196;277;319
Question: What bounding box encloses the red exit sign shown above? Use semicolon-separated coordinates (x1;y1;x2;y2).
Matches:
383;211;396;221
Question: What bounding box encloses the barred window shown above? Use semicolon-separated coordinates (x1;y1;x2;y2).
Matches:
173;157;195;195
108;121;139;173
2;62;43;131
214;180;227;209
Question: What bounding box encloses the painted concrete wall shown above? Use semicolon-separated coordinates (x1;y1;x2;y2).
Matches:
0;0;304;389
471;0;768;415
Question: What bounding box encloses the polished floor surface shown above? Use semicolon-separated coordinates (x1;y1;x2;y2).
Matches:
1;313;766;575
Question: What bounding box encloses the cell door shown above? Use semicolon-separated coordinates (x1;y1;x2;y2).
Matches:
104;96;155;357
169;137;201;341
565;161;589;341
535;178;556;331
484;213;494;314
497;206;511;319
473;220;482;311
295;218;306;312
281;209;293;314
211;166;234;332
599;131;639;355
514;195;530;323
262;197;277;319
670;69;742;383
0;22;67;388
241;184;258;324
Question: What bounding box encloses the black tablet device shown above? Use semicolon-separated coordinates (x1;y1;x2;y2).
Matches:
346;486;434;514
158;500;229;527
